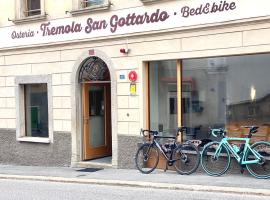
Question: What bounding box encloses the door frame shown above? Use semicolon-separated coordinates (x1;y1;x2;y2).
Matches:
71;50;117;166
82;82;112;160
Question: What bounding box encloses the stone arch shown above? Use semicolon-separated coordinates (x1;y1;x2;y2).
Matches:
70;49;117;167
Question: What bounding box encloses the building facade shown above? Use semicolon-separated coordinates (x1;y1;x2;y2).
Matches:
0;0;270;168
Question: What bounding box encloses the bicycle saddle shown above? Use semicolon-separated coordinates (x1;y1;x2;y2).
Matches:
242;126;259;133
178;126;187;133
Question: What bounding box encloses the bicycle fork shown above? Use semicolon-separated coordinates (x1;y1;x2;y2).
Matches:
164;149;188;172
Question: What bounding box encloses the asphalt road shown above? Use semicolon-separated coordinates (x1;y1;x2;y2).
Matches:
0;179;269;200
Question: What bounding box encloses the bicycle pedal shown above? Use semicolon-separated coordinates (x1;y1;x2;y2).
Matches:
240;168;245;174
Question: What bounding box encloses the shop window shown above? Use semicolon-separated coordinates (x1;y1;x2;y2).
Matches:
182;54;270;143
15;75;52;143
13;0;46;24
149;60;177;135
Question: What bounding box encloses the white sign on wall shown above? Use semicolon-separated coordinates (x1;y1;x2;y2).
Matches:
1;0;270;49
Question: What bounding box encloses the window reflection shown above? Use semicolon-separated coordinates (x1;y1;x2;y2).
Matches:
182;54;270;143
26;0;41;16
25;84;48;137
149;60;177;136
85;0;104;7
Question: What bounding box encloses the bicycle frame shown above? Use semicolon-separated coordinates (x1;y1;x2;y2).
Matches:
150;135;176;161
214;137;262;165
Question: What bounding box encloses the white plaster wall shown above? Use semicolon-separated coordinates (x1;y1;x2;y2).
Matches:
1;20;270;133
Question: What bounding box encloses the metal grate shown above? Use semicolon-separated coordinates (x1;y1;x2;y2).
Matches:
76;168;103;172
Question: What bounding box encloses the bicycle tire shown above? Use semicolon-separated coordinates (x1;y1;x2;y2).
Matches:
201;141;231;176
245;141;270;179
135;143;159;174
173;142;200;175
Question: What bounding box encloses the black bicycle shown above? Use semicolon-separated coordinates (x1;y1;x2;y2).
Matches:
135;127;200;174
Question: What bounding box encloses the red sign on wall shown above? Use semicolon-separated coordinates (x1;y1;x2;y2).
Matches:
128;71;137;82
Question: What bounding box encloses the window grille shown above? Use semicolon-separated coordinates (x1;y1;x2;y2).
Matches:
78;57;110;82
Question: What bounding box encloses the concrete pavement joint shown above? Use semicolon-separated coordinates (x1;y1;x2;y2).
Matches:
0;174;269;196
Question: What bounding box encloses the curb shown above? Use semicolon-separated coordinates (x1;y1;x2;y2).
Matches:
0;174;269;196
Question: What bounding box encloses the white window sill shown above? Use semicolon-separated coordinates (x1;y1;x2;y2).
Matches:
70;3;110;16
17;137;51;143
12;14;47;24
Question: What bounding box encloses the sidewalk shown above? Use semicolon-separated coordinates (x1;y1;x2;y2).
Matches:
0;165;269;196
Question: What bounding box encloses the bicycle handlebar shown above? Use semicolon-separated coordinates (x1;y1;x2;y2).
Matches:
210;126;259;139
140;129;159;138
140;126;187;138
211;128;226;138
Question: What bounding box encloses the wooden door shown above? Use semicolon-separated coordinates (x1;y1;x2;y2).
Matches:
82;83;112;160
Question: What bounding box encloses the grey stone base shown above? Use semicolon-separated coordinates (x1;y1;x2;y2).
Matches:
0;129;71;167
117;135;141;169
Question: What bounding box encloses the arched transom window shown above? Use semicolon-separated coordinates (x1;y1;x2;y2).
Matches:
78;56;110;82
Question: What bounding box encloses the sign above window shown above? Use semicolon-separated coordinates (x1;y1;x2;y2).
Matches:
2;0;270;49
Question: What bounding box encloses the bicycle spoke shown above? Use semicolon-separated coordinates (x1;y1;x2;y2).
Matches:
173;143;200;175
135;143;159;174
201;142;230;176
245;142;270;179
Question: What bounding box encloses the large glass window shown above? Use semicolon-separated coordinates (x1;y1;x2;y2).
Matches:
182;54;270;143
25;84;48;137
149;60;177;134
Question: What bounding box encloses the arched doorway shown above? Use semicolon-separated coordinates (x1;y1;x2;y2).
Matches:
79;56;112;160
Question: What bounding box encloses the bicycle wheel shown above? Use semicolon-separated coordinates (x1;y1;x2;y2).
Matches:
245;141;270;179
135;143;159;174
173;143;200;175
201;141;231;176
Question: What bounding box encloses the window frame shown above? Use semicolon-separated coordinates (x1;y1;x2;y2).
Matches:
70;0;110;16
13;0;46;24
82;0;106;8
15;75;53;143
25;0;41;17
145;60;182;141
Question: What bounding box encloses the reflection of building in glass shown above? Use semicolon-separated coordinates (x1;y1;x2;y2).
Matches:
227;93;270;142
182;54;270;143
149;61;177;135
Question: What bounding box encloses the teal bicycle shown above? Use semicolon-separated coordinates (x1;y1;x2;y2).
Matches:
201;126;270;179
